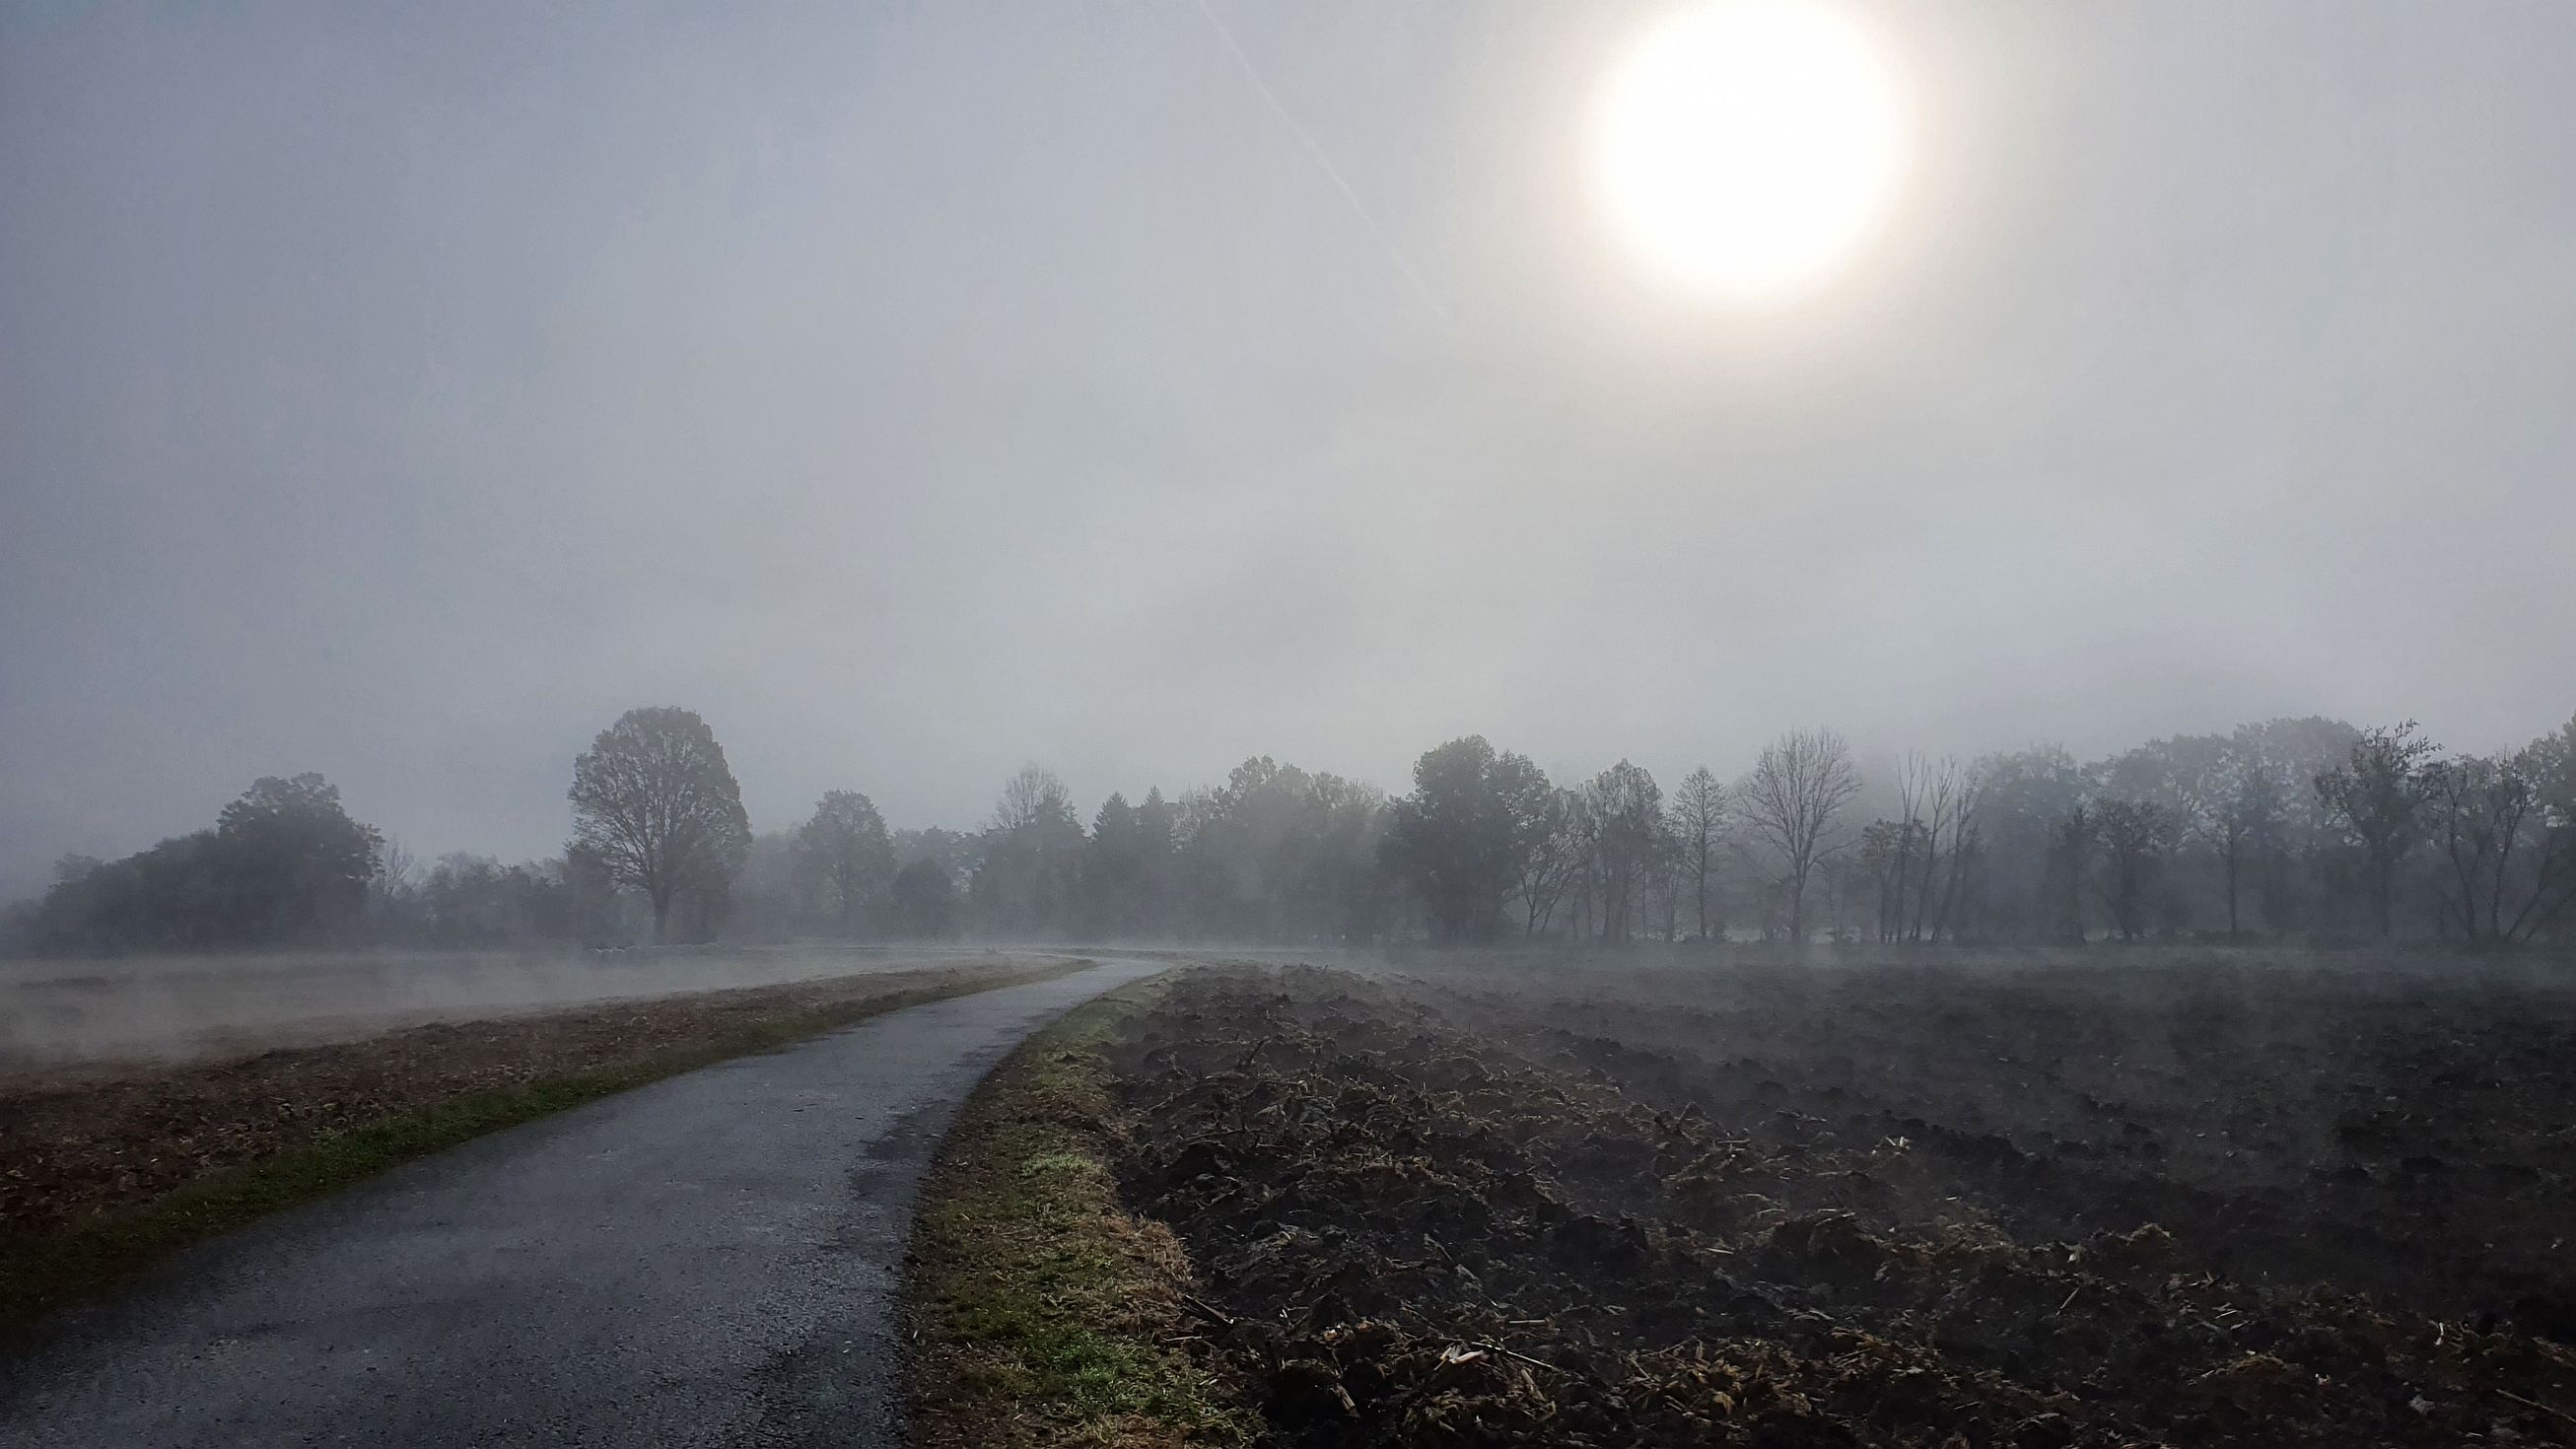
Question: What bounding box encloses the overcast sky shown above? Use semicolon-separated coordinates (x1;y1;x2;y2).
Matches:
4;1;2573;892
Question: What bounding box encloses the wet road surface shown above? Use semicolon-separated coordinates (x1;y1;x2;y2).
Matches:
0;957;1164;1447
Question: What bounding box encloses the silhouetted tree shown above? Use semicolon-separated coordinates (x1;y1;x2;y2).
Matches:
1858;817;1927;942
2092;798;2169;941
1586;761;1663;944
568;707;751;943
560;844;629;942
1078;791;1182;936
2049;806;2093;942
973;764;1084;935
1667;767;1728;940
797;791;895;934
1383;736;1549;942
889;858;960;937
411;853;572;945
1895;755;1981;942
2526;716;2576;942
2204;751;2283;938
2314;722;2439;938
212;773;383;940
1167;758;1385;942
2426;733;2576;943
1961;745;2087;943
1509;787;1584;938
26;774;380;951
1737;729;1859;946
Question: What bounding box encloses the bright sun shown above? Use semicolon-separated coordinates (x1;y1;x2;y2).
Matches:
1593;0;1909;307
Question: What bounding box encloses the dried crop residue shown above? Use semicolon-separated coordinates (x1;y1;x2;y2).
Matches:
1106;965;2576;1448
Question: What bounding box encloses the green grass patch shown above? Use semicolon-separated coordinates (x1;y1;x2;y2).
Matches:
2;961;1084;1335
906;982;1252;1449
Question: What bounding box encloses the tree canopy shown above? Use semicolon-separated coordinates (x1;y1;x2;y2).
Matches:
568;707;751;942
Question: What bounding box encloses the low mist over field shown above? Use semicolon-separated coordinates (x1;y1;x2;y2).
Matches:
0;944;1035;1070
6;12;2576;1441
3;4;2572;955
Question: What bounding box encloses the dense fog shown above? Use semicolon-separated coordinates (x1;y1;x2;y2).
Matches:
9;709;2571;955
4;5;2572;945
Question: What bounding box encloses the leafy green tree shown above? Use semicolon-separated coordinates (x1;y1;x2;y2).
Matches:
569;707;752;943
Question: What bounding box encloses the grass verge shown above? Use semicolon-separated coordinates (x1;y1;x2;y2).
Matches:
2;958;1085;1337
905;980;1251;1449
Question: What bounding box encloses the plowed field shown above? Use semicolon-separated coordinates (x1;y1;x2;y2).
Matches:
1102;962;2576;1447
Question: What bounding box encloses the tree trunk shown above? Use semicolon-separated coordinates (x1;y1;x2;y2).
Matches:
651;890;671;944
2374;854;2395;938
2224;843;2239;938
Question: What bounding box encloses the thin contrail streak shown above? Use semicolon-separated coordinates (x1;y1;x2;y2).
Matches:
1192;0;1453;328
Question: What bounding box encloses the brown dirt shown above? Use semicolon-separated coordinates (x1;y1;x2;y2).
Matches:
1103;963;2576;1448
0;955;1063;1240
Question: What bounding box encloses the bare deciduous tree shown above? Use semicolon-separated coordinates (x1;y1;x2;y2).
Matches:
2203;752;2282;939
1737;729;1861;946
1586;761;1663;944
1507;786;1580;938
2092;798;2169;941
2314;722;2439;938
993;763;1078;833
568;707;751;943
1666;766;1729;941
1880;753;1980;943
1915;756;1981;942
2426;747;2575;943
1516;788;1590;938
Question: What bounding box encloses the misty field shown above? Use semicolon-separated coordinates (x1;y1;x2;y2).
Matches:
965;952;2576;1447
0;952;1084;1330
0;943;1031;1071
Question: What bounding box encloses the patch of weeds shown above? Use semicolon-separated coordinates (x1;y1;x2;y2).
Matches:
906;983;1251;1449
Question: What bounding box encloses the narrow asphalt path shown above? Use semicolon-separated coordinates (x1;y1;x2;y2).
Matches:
0;957;1165;1448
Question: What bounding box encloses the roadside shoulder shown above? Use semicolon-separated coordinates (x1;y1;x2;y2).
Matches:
903;975;1251;1449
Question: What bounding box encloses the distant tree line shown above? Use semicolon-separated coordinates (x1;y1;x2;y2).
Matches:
20;775;383;952
10;705;2573;955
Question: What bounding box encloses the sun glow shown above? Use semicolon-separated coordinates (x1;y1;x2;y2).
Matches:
1593;1;1910;307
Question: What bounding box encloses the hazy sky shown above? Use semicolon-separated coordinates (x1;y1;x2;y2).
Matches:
5;1;2573;893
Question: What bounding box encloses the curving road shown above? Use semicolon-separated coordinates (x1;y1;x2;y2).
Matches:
0;957;1165;1448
